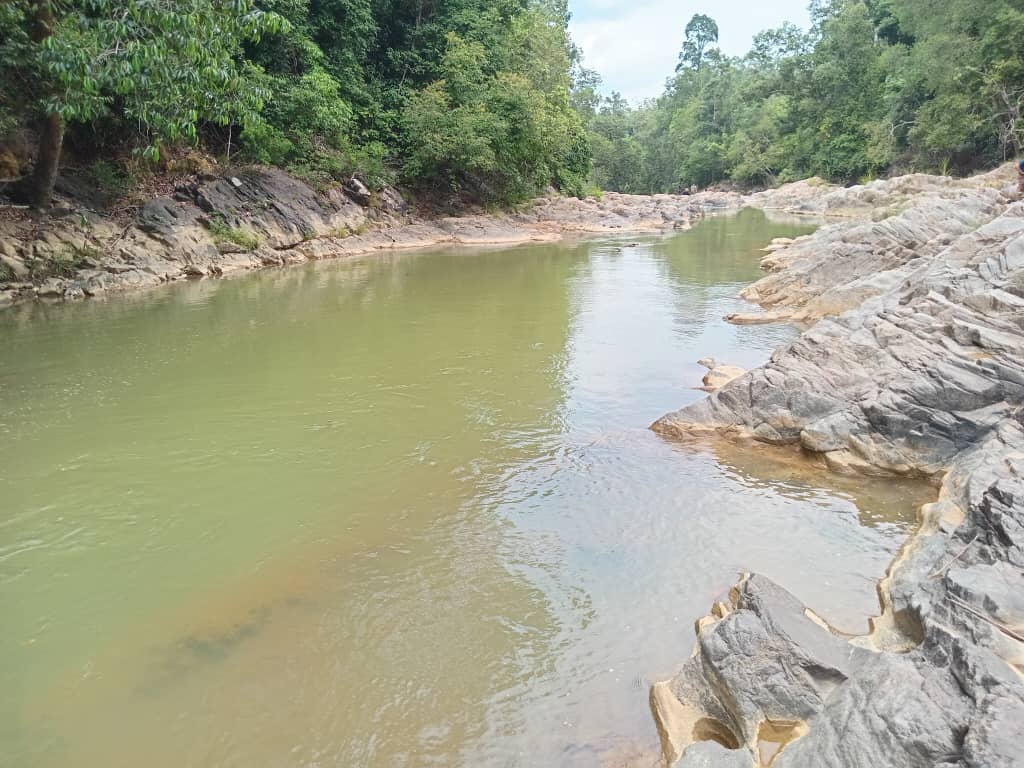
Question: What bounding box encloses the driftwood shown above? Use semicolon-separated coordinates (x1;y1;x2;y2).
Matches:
946;594;1024;644
929;534;980;579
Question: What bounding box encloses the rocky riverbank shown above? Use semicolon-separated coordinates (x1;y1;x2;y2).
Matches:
0;167;736;306
6;162;1023;767
650;164;1024;767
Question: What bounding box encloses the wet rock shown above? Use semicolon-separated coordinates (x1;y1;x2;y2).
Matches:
36;278;67;297
652;163;1024;767
0;164;735;303
697;359;747;392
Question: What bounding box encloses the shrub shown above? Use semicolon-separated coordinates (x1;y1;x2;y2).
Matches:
208;216;261;251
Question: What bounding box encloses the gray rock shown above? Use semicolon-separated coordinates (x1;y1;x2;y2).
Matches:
36;278;67;297
343;176;372;206
652;164;1024;767
377;185;411;215
698;360;747;392
676;741;751;768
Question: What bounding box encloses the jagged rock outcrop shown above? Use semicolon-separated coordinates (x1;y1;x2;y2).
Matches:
655;198;1024;477
650;167;1024;767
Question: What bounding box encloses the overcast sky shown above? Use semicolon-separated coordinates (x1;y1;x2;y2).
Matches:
569;0;812;104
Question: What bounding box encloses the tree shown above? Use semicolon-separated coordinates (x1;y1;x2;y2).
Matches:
402;2;589;202
8;0;285;207
28;1;61;209
677;14;719;71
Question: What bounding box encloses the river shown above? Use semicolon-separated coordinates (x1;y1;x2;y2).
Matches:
1;209;930;767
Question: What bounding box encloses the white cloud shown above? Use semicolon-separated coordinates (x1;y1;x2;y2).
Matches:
569;0;811;104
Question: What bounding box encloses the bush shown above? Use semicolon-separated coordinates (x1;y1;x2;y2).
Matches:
208;216;261;251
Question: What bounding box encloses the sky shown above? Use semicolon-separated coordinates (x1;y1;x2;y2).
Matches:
569;0;812;104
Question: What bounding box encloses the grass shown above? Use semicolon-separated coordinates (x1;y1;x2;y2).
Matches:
208;215;261;251
26;244;99;281
331;221;370;239
86;160;133;199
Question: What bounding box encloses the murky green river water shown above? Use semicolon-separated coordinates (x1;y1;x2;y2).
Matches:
1;210;930;767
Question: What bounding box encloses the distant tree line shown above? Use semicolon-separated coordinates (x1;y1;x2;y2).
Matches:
575;0;1024;193
0;0;590;207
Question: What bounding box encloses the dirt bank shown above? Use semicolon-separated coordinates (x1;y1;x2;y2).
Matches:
650;164;1024;767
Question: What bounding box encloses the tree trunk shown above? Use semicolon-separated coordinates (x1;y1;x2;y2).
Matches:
29;0;62;209
30;112;64;209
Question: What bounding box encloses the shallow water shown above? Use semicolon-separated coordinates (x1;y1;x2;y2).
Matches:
0;210;930;767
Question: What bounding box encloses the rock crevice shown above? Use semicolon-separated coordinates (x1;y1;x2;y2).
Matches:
651;165;1024;767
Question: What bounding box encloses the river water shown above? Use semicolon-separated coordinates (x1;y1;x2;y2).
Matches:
1;210;930;767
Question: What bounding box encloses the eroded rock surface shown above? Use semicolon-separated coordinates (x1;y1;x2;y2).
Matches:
651;166;1024;766
697;358;747;392
0;171;727;304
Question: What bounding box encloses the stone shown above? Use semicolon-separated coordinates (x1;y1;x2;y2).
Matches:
377;185;411;215
0;253;29;279
699;360;747;392
36;278;67;297
676;742;750;768
651;162;1024;767
343;176;372;206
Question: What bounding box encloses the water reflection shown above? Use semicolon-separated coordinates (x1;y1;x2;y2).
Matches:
1;211;922;767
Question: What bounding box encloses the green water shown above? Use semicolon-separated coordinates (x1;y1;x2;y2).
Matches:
1;210;929;767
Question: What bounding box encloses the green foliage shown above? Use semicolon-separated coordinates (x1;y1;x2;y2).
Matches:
37;0;285;158
86;160;132;197
678;14;719;72
402;8;590;203
27;244;97;281
1;0;586;206
0;2;34;135
583;1;1024;194
3;0;1019;208
208;216;261;251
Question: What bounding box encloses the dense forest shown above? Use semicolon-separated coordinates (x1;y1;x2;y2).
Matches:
581;0;1024;193
0;0;1022;208
0;0;589;206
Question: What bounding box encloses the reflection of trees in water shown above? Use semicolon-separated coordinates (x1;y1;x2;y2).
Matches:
5;241;599;768
656;209;817;288
647;209;816;342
